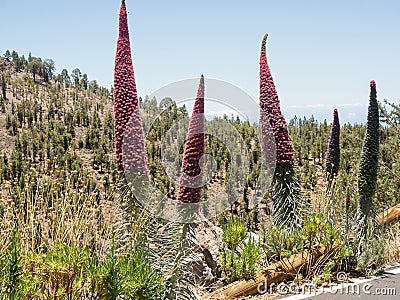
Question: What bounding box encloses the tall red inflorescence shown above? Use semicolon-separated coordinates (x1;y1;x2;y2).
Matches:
259;34;294;163
177;75;205;203
259;33;303;228
325;108;341;176
114;0;148;177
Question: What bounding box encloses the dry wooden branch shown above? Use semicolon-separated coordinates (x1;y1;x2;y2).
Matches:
377;203;400;225
203;244;332;299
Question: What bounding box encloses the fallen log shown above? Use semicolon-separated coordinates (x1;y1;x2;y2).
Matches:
203;243;332;299
377;203;400;225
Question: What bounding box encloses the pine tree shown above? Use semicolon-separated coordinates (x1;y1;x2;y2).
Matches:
177;75;205;204
259;34;303;227
1;73;6;101
113;0;148;177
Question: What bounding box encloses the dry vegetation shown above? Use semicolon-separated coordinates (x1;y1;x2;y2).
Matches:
0;54;399;299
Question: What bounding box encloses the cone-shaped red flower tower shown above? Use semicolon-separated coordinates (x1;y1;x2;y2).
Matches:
325;108;341;177
259;34;303;227
114;0;148;177
177;75;205;203
259;34;295;163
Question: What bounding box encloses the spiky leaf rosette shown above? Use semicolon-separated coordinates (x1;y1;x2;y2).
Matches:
114;0;149;177
177;76;205;204
325;108;341;176
271;162;303;226
259;34;303;227
116;185;197;300
357;80;379;222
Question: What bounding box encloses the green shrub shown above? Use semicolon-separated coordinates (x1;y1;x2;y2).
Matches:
222;216;247;250
119;243;166;299
0;232;37;299
356;236;386;276
0;232;23;298
27;243;90;299
221;217;260;283
261;214;353;281
88;236;165;299
0;236;165;299
262;225;304;260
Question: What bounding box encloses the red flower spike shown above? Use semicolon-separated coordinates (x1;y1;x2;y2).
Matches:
370;80;376;88
114;0;149;177
325;108;341;176
259;33;294;163
177;75;205;204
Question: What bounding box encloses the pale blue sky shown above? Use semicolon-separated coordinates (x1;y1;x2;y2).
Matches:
1;0;399;123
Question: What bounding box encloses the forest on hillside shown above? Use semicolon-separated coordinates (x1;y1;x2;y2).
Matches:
1;3;400;298
0;47;399;299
